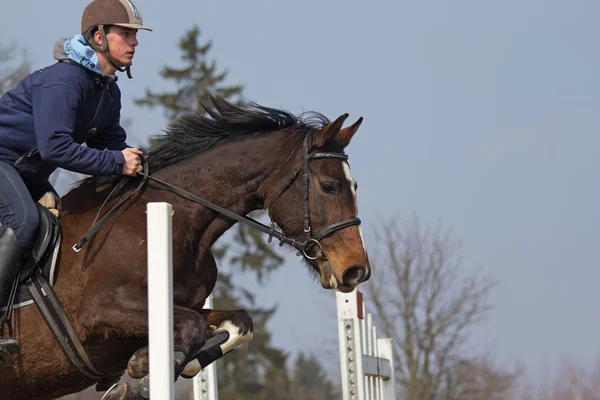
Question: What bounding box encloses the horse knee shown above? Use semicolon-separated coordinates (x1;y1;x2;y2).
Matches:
183;311;207;339
174;309;209;358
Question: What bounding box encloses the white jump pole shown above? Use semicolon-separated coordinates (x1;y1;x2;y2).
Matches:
192;295;219;400
337;289;396;400
337;289;366;400
147;202;175;400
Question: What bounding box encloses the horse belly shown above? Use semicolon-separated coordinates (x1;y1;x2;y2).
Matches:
0;306;95;400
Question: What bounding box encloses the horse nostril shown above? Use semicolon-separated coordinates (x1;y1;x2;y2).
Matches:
363;266;371;282
342;265;368;286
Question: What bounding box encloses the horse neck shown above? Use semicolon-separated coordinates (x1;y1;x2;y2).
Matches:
147;130;304;249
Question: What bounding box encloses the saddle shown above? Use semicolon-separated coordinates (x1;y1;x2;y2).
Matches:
0;192;62;311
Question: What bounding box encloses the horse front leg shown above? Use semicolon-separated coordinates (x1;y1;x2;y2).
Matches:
178;308;254;379
79;293;208;399
105;304;208;399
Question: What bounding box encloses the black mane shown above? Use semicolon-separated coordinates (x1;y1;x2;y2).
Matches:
146;96;329;173
77;96;329;188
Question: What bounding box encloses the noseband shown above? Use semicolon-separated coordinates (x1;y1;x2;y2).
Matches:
74;133;361;260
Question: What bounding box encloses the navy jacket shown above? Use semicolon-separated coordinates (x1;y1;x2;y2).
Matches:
0;58;127;187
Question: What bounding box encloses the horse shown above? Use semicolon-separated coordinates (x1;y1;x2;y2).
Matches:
0;97;371;399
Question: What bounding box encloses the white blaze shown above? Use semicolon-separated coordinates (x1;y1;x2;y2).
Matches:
342;162;367;252
342;162;357;198
358;226;366;249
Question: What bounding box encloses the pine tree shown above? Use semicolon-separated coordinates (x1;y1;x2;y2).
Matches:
134;25;244;121
289;352;340;400
211;272;289;399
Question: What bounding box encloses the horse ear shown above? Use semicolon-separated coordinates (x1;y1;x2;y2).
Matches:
312;113;349;148
337;117;363;148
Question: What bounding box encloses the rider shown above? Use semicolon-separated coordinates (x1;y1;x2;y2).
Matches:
0;0;151;358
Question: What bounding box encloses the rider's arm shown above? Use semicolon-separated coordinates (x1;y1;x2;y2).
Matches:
32;84;125;175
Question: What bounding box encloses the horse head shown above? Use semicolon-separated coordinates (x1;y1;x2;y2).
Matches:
261;113;370;293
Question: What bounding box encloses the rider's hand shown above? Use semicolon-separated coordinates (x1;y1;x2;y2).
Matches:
121;147;143;176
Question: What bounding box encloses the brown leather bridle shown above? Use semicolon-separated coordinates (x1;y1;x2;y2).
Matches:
74;132;361;260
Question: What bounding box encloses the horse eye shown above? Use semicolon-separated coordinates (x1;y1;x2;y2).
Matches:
320;182;336;193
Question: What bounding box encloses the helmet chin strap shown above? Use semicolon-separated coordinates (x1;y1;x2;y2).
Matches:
93;25;133;79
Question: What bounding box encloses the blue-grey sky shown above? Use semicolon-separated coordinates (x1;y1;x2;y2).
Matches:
3;0;599;382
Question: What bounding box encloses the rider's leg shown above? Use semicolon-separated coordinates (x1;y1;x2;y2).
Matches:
0;225;22;305
0;161;39;250
0;160;39;358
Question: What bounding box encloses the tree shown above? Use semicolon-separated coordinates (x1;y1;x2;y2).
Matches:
134;24;285;278
441;355;518;400
0;41;30;95
134;25;244;122
512;358;600;400
366;213;518;400
289;352;340;400
210;272;290;399
134;22;284;288
135;26;289;397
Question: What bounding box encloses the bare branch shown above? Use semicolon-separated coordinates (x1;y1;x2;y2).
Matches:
366;214;516;400
0;41;30;96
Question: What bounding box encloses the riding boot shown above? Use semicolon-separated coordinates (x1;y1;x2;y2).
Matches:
0;225;24;364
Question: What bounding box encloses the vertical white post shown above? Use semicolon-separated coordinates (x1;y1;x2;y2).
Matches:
372;325;379;400
193;295;219;400
337;289;365;400
147;202;174;400
366;313;374;400
378;338;395;400
338;289;396;400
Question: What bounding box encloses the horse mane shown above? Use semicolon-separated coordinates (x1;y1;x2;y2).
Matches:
77;96;330;189
146;96;330;173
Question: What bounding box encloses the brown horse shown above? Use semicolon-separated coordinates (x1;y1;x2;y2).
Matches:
0;97;370;400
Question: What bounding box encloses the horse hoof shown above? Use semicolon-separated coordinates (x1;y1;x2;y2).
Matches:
138;375;150;399
127;347;149;379
101;382;139;400
180;358;201;379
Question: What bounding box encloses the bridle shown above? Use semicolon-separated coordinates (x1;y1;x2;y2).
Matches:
263;133;361;259
73;132;361;259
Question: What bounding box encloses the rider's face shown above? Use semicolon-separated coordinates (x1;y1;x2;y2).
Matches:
106;26;139;67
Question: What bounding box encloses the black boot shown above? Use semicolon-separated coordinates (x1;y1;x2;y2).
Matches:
0;225;23;366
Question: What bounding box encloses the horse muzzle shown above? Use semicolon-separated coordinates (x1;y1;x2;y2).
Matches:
342;264;370;287
318;261;370;293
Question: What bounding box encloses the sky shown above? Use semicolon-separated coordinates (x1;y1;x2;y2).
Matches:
3;0;599;384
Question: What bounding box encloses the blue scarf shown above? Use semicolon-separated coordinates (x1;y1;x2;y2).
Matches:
63;34;104;75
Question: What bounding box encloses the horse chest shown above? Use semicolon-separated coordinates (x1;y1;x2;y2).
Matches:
171;251;217;308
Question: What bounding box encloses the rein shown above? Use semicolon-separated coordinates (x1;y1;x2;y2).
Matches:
73;134;361;258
